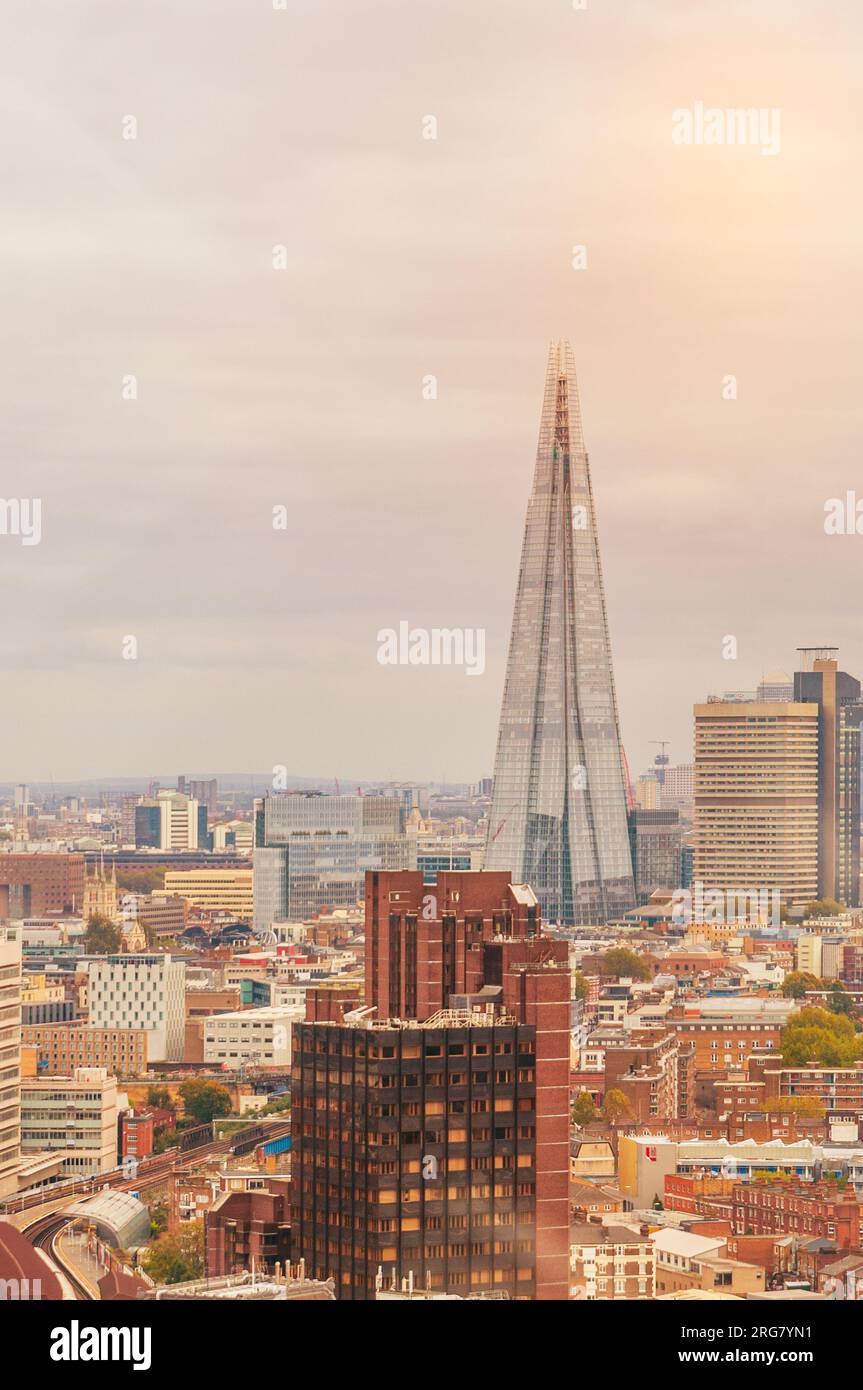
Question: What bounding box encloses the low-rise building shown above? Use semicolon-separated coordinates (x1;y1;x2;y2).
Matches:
570;1224;654;1300
21;1024;147;1076
651;1228;727;1295
203;1005;304;1067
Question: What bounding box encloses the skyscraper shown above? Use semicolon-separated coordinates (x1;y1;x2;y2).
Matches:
693;697;819;907
485;340;635;925
291;870;570;1300
793;649;863;907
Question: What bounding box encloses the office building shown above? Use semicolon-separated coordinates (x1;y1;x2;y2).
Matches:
291;874;571;1301
20;1066;118;1177
160;868;253;920
0;854;85;918
21;1024;148;1076
757;669;794;703
254;792;413;932
87;954;186;1062
0;925;22;1199
694;698;819;907
157;790;201;851
205;1181;291;1278
627;809;682;904
661;763;695;810
134;801;161;848
485;339;635;926
203;1004;303;1067
178;776;218;814
364;870;541;1019
794;649;863;906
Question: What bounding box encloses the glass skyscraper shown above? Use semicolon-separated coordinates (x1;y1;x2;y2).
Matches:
485;340;635;925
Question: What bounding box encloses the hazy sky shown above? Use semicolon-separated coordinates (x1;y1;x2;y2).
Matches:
2;0;862;784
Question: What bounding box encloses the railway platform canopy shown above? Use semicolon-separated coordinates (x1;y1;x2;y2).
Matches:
67;1190;151;1250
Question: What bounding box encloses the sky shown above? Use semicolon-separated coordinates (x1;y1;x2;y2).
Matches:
1;0;862;784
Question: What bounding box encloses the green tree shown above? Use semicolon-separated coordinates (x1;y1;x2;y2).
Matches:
149;1202;169;1236
141;1221;204;1285
600;948;651;982
116;866;166;894
827;982;855;1017
781;1007;862;1067
84;912;123;954
572;1091;598;1127
573;971;589;1002
804;898;843;919
602;1088;634;1125
259;1093;291;1116
759;1097;825;1121
178;1079;233;1124
145;1086;175;1113
781;971;820;999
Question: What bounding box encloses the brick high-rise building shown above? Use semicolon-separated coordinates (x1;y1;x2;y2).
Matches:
0;854;84;918
292;878;570;1300
365;869;540;1020
589;1026;681;1122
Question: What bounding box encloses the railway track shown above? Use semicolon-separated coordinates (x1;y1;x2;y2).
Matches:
25;1211;95;1301
1;1120;292;1216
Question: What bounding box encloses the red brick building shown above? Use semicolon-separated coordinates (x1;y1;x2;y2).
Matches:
205;1180;292;1277
0;853;84;916
732;1181;863;1246
591;1027;681;1122
292;876;570;1300
120;1110;156;1162
365;870;540;1019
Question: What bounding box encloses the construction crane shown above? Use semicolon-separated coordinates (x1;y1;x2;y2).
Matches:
650;740;670;786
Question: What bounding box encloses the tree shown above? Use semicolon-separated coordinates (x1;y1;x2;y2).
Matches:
116;866;166;894
259;1093;291;1117
781;971;820;999
781;1007;862;1067
145;1086;175;1113
759;1097;825;1121
573;971;589;1002
827;982;855;1017
804;898;843;919
149;1202;168;1236
572;1091;598;1127
141;1221;204;1285
178;1079;233;1124
84;912;122;954
602;1089;634;1125
600;948;651;983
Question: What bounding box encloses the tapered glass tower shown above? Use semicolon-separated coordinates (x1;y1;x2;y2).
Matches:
485;340;635;924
